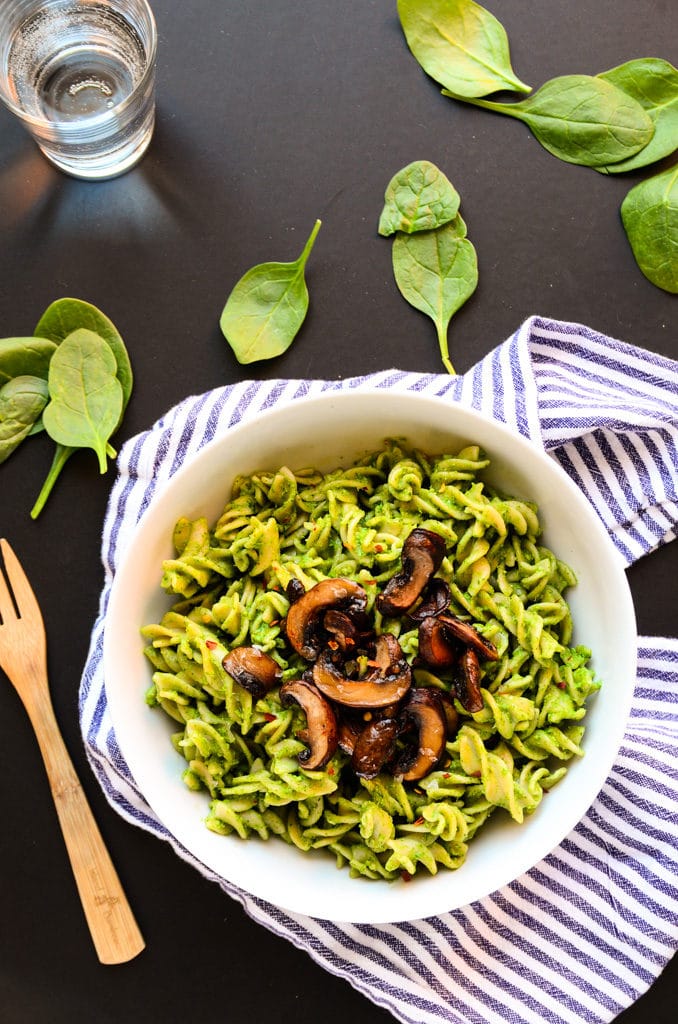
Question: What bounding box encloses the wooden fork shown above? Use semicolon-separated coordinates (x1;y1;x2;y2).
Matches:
0;538;145;964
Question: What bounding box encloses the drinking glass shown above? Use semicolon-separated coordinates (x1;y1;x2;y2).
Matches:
0;0;157;180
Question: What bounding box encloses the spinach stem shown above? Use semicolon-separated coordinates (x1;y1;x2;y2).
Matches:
443;90;521;119
437;322;455;375
30;444;74;519
298;219;322;268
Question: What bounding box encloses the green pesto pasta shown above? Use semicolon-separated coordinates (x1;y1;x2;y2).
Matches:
142;440;600;881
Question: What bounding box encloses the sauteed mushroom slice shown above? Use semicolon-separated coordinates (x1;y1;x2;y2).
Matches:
285;578;368;660
376;528;447;616
337;715;364;756
280;678;338;770
312;633;412;708
222;646;281;701
456;647;484;713
392;688;447;782
351;718;399;779
437;612;499;662
417;615;458;670
407;578;451;623
323;608;364;651
438;691;460;738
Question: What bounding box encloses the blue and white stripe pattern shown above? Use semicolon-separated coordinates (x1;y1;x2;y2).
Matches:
80;317;678;1024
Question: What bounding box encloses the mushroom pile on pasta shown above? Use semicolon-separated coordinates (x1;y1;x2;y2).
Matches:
142;440;600;880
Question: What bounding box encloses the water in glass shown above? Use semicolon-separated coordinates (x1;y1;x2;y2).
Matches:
0;0;157;179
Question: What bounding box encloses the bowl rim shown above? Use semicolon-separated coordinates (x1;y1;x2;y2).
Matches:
103;387;637;922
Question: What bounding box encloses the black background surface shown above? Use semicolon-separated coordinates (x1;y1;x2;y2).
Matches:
0;2;676;1022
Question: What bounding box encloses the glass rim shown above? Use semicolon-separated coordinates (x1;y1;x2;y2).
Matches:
0;0;158;132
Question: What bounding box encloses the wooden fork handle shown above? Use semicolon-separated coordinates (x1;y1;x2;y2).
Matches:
25;686;145;964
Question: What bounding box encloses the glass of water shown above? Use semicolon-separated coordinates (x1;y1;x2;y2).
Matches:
0;0;157;180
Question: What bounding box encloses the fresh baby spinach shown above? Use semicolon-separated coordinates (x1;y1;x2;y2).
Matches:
397;0;674;289
378;160;460;236
621;165;678;294
35;297;133;416
42;329;123;473
0;337;57;386
443;75;655;167
0;375;49;465
397;0;530;99
29;298;133;518
0;297;133;517
595;58;678;174
392;216;478;375
220;220;321;364
380;162;477;373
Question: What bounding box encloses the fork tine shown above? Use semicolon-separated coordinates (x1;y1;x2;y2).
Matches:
0;538;43;627
0;539;19;625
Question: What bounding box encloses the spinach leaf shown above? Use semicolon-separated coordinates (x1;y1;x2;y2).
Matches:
0;375;49;465
28;417;46;436
444;75;655;166
0;337;57;386
30;298;133;518
391;218;478;374
398;0;530;98
595;58;678;174
35;297;133;415
378;160;460;236
42;329;123;473
0;339;54;464
620;164;678;294
220;219;321;364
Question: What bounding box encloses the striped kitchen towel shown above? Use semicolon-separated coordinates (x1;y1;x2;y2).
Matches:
80;316;678;1024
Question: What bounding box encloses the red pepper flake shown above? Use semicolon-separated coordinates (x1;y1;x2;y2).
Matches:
401;871;413;883
442;773;451;779
263;713;277;722
471;770;482;778
328;639;339;651
414;816;425;826
374;544;384;553
327;766;335;775
205;640;217;650
557;681;567;690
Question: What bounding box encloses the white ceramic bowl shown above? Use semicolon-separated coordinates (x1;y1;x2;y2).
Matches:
104;389;636;923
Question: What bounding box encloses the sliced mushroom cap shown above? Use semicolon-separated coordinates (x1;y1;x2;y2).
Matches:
280;678;339;770
337;715;364;756
417;615;458;669
312;633;412;708
455;646;484;713
351;718;399;779
222;646;282;701
376;528;447;616
285;577;368;660
392;688;447;782
437;612;499;662
438;691;460;738
323;608;363;651
407;577;451;623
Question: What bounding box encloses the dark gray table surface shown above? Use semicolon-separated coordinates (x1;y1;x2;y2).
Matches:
1;2;676;1022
